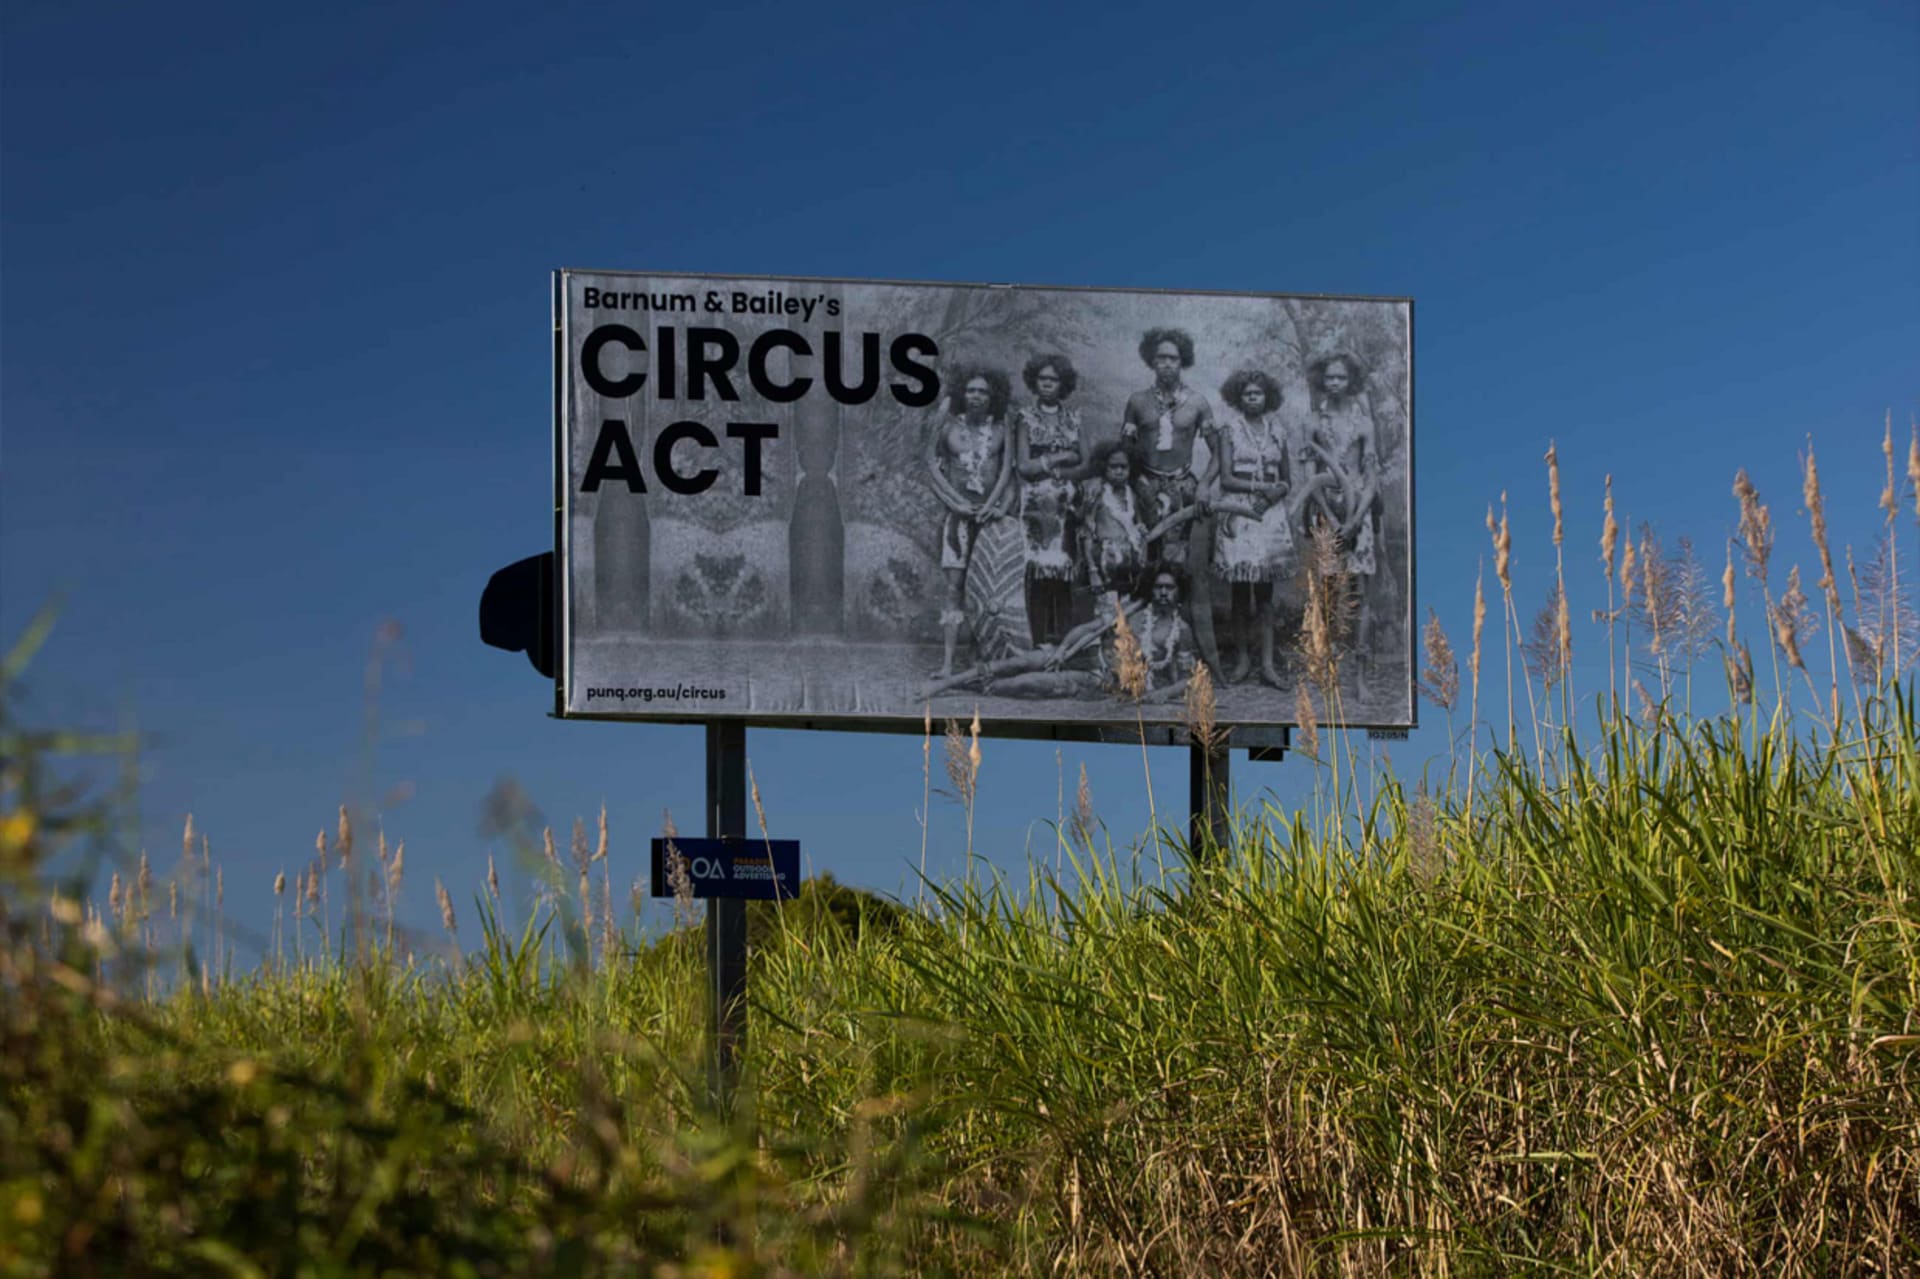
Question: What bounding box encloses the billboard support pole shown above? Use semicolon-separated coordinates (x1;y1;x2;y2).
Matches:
1189;740;1232;855
705;721;749;1119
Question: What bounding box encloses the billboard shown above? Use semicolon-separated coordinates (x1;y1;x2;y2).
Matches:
556;271;1413;741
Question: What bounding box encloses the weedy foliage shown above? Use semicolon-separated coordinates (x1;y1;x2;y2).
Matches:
4;429;1920;1276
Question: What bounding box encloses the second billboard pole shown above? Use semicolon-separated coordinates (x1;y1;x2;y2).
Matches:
705;721;749;1116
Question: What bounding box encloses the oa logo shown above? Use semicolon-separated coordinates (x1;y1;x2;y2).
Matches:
690;856;728;880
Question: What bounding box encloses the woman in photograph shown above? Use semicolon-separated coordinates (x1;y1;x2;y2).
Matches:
1012;353;1086;647
1212;367;1295;687
925;364;1015;677
1077;441;1149;602
1304;352;1383;659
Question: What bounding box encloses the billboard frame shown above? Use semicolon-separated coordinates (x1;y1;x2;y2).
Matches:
551;268;1416;746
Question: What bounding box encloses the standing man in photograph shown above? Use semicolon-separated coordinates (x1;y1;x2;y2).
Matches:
1121;327;1222;673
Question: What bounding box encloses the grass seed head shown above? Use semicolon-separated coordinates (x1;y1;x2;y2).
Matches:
1184;659;1224;751
1621;526;1638;602
1470;564;1486;685
1418;610;1459;713
595;803;608;862
1733;469;1773;583
1772;566;1811;671
336;805;353;870
570;817;589;875
1723;539;1737;645
1908;420;1920;519
1074;762;1093;844
182;814;194;867
968;708;982;779
1111;598;1148;701
1882;416;1897;518
109;871;123;922
749;766;769;839
1545;441;1563;547
215;866;222;909
1801;442;1840;612
1293;682;1320;758
1728;640;1754;704
942;719;976;806
542;826;557;866
1494;496;1513;594
387;841;404;895
272;869;285;899
435;878;456;938
1600;475;1619;578
487;853;501;902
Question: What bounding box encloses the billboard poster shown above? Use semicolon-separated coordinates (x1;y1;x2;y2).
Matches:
557;271;1413;738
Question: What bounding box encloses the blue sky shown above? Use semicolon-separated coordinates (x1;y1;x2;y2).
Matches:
3;0;1914;947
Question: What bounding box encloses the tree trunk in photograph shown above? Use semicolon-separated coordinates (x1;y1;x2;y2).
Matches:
594;441;650;631
790;393;845;635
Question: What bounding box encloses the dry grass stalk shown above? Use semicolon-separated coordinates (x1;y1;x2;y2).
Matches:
1801;441;1848;730
386;840;404;897
108;871;123;926
1487;497;1520;752
1545;441;1563;548
1771;567;1817;708
1407;785;1441;888
435;877;457;941
336;805;353;871
1727;639;1754;705
1293;682;1319;759
661;809;696;931
168;881;178;921
542;826;558;867
1733;469;1773;585
1802;443;1840;615
1602;476;1620;706
747;766;769;842
1881;415;1897;519
1465;564;1488;810
1184;660;1225;754
1640;530;1665;659
571;816;591;917
1600;476;1619;579
968;708;983;781
1299;517;1351;694
1908;420;1919;518
1111;597;1148;702
942;718;974;807
1723;539;1737;647
1073;761;1094;848
487;853;501;903
1417;610;1458;714
1555;582;1572;679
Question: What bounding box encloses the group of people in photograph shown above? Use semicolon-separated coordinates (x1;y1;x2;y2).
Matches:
926;327;1385;700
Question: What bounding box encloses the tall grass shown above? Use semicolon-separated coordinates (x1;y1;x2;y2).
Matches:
5;429;1919;1275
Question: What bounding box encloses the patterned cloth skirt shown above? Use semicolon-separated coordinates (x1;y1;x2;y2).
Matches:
1215;495;1297;582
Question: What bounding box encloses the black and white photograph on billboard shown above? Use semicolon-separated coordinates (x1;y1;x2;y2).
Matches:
559;272;1413;734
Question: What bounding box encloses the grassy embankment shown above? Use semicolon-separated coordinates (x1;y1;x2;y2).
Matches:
5;432;1919;1275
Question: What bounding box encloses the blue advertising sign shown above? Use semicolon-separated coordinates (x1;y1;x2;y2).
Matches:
650;837;800;901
